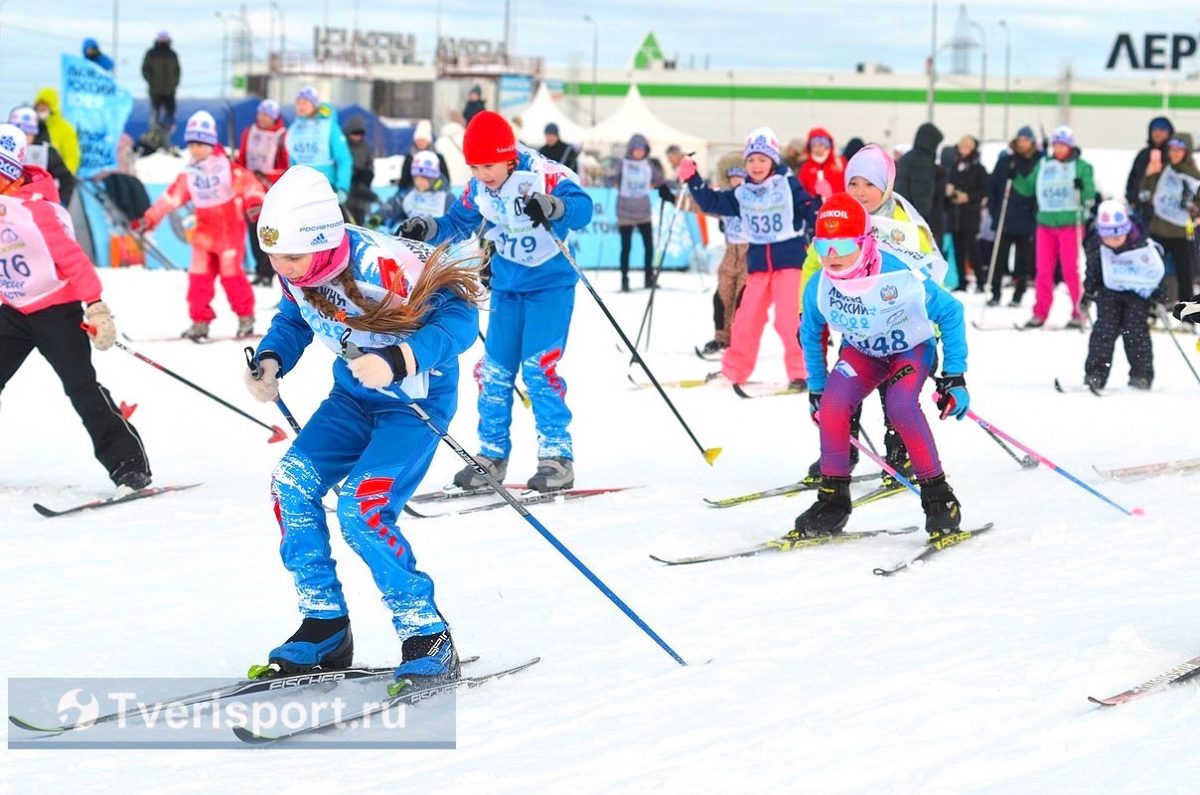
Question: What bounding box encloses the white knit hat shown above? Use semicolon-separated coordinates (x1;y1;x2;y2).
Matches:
414;119;433;143
185;110;219;145
0;123;27;181
744;126;781;164
257;166;345;254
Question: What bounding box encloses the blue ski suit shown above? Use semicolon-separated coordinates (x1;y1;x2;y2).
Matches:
428;146;593;460
255;228;478;639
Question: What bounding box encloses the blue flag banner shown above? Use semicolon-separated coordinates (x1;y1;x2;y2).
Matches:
60;54;133;179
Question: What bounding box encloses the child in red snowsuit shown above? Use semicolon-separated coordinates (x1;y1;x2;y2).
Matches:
133;110;264;340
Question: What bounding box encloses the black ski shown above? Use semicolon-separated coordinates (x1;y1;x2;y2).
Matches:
33;484;203;518
231;657;540;744
732;382;805;399
872;523;996;576
1088;654;1200;707
410;483;531;504
650;526;921;566
703;472;883;509
695;345;724;362
7;656;482;735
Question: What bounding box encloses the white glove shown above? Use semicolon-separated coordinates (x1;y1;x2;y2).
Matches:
84;301;116;351
349;352;395;388
244;358;280;402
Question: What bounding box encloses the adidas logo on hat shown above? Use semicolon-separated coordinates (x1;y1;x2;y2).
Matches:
310;232;328;246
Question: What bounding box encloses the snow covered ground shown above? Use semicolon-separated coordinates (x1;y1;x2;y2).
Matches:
4;267;1200;793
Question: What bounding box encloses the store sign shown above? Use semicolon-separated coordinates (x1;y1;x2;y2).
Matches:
1106;33;1198;70
313;27;418;64
437;37;508;63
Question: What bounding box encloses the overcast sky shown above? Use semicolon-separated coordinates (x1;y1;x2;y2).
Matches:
1;0;1194;111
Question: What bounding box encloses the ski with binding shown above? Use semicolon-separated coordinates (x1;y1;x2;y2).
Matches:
33;484;203;518
1093;458;1200;480
405;488;629;518
872;523;996;576
650;526;921;566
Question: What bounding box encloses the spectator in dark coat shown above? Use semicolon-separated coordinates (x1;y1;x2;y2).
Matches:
538;123;578;172
895;122;944;241
463;85;486;124
841;137;866;162
343;115;377;225
141;31;181;130
985;126;1041;306
1125;116;1173;222
946;135;989;292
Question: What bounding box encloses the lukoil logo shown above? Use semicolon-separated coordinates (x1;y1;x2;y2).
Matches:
821;209;850;220
57;688;100;727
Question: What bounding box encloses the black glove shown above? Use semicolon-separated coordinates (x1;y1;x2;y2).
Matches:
1080;293;1096;313
1073;177;1084;191
656;183;677;205
480;260;492;290
808;391;822;425
523;192;565;230
934;374;969;420
1006;159;1017;178
1173;301;1200;324
398;216;435;241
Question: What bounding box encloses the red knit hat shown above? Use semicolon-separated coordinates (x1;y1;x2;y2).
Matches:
463;111;517;165
814;193;870;239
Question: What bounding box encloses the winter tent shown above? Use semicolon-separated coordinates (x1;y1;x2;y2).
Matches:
124;98;413;157
581;84;707;169
515;83;588;147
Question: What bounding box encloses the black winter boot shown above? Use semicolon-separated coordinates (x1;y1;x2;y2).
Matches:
882;426;913;486
791;476;852;538
920;474;962;538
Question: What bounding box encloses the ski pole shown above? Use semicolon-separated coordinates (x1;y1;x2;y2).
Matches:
978;422;1039;469
245;346;302;433
340;341;689;667
631;178;690;358
1155;305;1200;389
477;331;531;408
977;175;1012;324
949;401;1144;517
548;232;722;465
84;323;288;443
846;434;920;497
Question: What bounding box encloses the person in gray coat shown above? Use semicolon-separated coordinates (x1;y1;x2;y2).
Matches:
611;133;666;291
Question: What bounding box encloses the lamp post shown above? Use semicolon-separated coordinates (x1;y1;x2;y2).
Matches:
270;1;286;103
215;11;229;99
926;1;937;121
999;19;1011;139
968;19;987;143
583;15;599;125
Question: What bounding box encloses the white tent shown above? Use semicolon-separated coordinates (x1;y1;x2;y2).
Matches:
581;84;708;169
515;83;589;147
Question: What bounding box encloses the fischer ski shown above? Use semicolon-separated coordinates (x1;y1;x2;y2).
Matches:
732;382;805;399
33;484;202;518
405;487;629;519
703;472;884;509
231;657;540;744
872;523;996;576
1088;654;1200;707
650;526;921;566
410;483;533;504
627;373;717;390
1094;458;1200;481
7;657;482;735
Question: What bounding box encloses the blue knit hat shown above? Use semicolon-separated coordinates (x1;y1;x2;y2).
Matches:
296;86;320;106
744;126;781;164
1015;125;1035;141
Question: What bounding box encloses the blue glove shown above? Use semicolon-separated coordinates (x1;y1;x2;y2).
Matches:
934;374;969;420
808;391;822;425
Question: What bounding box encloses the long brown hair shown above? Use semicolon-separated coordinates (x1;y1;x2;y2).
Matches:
301;242;485;334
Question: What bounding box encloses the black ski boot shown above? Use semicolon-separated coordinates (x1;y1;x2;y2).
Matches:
791;476;852;538
254;616;354;678
920;474;962;539
393;628;461;681
882;426;913;486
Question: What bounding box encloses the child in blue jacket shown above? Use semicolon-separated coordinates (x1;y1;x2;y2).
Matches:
795;194;969;540
399;110;593;492
244;165;483;685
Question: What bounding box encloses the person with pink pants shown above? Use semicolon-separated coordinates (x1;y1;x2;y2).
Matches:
1012;125;1096;328
678;127;820;390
